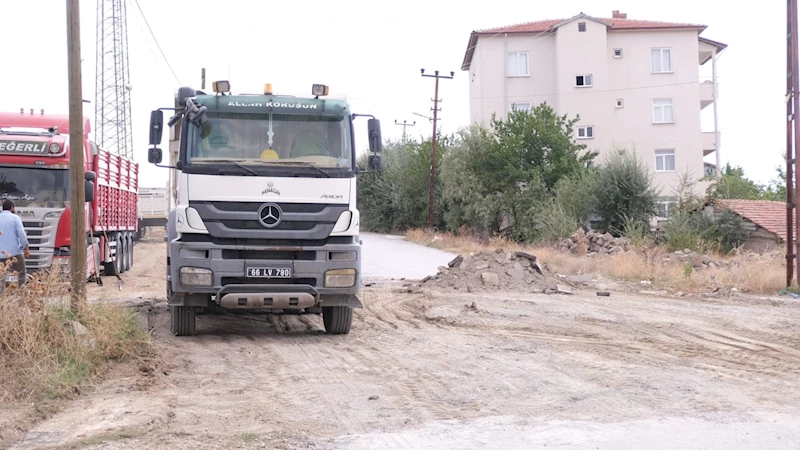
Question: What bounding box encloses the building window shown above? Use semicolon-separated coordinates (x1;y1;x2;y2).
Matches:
652;98;674;123
575;74;593;87
651;48;673;73
578;22;586;32
613;48;623;58
657;199;677;218
507;52;529;77
615;99;624;108
577;126;594;139
511;102;531;112
655;149;676;172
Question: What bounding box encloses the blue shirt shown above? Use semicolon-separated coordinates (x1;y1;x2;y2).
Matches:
0;210;28;258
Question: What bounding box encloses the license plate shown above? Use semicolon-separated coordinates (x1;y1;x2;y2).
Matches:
246;267;291;278
5;275;19;284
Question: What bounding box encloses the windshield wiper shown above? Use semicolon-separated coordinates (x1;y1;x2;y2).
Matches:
191;159;259;176
254;160;331;178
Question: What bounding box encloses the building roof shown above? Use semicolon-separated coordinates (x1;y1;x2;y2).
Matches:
461;12;724;70
714;199;788;241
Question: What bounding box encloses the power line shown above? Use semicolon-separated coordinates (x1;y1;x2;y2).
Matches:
132;0;181;85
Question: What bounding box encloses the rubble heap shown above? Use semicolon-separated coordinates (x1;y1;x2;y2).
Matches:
421;249;569;294
558;229;633;256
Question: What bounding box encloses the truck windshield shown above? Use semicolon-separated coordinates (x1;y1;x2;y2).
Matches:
187;112;353;170
0;167;69;208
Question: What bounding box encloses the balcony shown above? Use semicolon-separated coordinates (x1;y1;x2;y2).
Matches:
700;80;715;110
704;162;717;177
702;131;717;156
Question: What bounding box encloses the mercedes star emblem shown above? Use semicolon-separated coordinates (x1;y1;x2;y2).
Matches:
257;203;282;228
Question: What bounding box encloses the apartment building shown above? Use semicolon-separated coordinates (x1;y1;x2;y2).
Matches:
461;10;727;217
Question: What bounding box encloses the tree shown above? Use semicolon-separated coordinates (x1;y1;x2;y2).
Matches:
706;163;782;201
591;149;660;235
473;104;598;193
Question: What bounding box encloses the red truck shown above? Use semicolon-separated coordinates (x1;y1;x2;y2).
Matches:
0;109;139;281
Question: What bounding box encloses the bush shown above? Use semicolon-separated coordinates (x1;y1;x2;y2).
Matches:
357;136;452;232
0;267;153;403
591;149;660;235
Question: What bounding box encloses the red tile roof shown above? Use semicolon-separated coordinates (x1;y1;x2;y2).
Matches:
475;17;706;34
715;200;789;241
461;12;720;70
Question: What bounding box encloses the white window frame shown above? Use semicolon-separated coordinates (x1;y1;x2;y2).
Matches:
575;74;593;88
511;102;531;112
507;52;529;77
577;126;594;139
654;149;676;172
613;48;623;58
651;48;673;73
652;98;674;124
657;199;677;219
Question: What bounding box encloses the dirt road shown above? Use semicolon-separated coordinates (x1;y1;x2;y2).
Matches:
9;233;800;449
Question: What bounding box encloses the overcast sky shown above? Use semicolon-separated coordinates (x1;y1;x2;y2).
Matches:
0;0;786;189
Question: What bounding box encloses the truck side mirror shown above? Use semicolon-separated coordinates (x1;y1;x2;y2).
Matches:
148;147;163;164
368;118;382;153
368;154;382;171
84;171;96;181
149;110;164;145
84;181;95;202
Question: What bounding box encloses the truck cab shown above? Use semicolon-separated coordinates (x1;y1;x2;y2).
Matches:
148;81;382;336
0;110;96;279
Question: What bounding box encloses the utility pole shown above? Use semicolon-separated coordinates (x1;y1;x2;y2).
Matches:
791;0;800;287
421;69;453;229
67;0;87;309
394;119;416;141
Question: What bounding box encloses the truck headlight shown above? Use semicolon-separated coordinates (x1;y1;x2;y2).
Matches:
179;267;213;286
324;268;356;288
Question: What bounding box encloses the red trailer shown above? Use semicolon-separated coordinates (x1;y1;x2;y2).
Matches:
0;109;139;280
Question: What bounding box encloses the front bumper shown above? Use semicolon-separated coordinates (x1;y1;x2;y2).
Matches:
167;237;362;307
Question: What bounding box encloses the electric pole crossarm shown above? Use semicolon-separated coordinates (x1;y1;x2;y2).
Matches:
395;119;416;141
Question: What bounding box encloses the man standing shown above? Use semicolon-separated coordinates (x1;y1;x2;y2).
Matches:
0;199;30;287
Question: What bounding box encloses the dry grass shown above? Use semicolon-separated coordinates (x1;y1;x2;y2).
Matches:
406;229;787;295
0;260;153;406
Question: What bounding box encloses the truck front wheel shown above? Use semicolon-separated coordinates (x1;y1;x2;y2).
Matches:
322;306;353;335
170;305;196;336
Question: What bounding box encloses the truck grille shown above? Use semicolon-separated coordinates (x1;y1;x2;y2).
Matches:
22;219;57;272
189;201;349;241
220;220;317;231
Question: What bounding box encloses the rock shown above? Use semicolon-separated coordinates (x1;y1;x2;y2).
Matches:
421;276;433;283
368;395;379;401
514;251;538;261
555;284;573;295
596;291;611;297
494;254;507;265
567;274;593;283
448;255;464;268
506;263;525;280
640;280;652;286
70;320;89;336
683;249;692;255
519;258;531;268
495;248;504;254
532;260;545;275
481;272;499;286
474;261;490;270
437;265;448;274
701;255;712;265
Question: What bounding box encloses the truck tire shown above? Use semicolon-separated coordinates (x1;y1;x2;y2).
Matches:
127;233;134;269
322;306;352;335
118;235;127;274
170;305;196;336
104;234;119;276
124;234;132;271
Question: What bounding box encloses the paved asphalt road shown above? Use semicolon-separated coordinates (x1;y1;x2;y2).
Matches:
359;232;456;281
